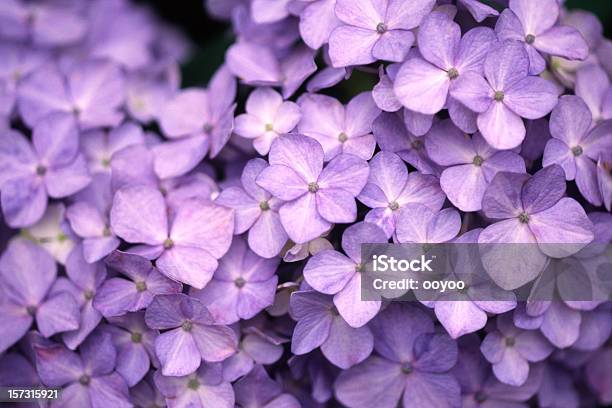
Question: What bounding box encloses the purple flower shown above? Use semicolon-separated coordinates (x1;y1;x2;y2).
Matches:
234;87;301;155
23;202;76;264
290;290;373;369
394;12;496;116
81;121;145;174
154;363;235;408
106;312;159;387
18;60;125;129
234;365;300;408
222;325;287;382
216;158;288;258
256;134;369;244
298;92;380;161
458;0;499;22
451;41;559;149
157;66;236;177
298;0;342;49
93;251;182;317
495;0;589;74
0;113;91;227
190;237;279;324
0;239;80;353
51;246;107;350
0;352;39;388
543;95;612;206
328;0;435;66
283;236;333;262
33;332;131;408
357;151;445;237
396;205;462;245
372;63;402;113
425;120;526;212
478;165;594;289
303;222;387;327
110;185;234;289
481;314;553;386
0;0;87;46
251;0;291;24
226;43;317;98
599;156;612;211
144;294;238;376
586;347;612;405
453;335;542;407
335;304;461;408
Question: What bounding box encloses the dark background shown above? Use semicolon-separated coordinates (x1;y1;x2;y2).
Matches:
139;0;612;88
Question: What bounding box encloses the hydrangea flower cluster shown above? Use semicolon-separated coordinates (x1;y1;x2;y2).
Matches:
1;0;611;407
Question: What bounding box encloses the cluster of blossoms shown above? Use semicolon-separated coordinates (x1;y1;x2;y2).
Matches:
0;0;611;406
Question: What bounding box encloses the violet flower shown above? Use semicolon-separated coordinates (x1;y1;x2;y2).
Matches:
234;365;300;408
396;204;462;245
298;0;341;50
481;314;553;386
51;246;107;350
478;165;594;289
144;294;237;376
298;92;380;161
234;87;301;155
451;41;558;149
154;363;235;408
0;113;91;227
290;290;374;369
0;239;79;353
18;60;125;129
105;312;159;387
357;151;445;237
190;237;279;324
256;134;369;244
335;304;461;408
303;222;387;328
328;0;435;66
33;332;132;408
110;185;234;289
216;158;288;258
542;95;612;206
394;12;496;116
425;120;526;212
495;0;589;74
94;251;182;317
575;64;612;123
81;121;145;174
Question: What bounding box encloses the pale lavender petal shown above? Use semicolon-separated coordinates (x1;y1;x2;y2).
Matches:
155;329;200;376
371;30;414;62
321;316;373;369
534;26;589;61
394;58;450;114
328;26;379;67
279;193;331;244
478;102;526;150
110;185;167;245
504;77;559;119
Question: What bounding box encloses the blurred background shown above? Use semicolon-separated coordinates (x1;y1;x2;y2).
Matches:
140;0;612;89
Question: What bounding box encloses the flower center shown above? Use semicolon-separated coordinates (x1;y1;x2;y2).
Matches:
264;123;274;132
84;290;94;300
572;145;583;156
475;391;487;403
338;132;348;143
36;165;47;176
505;337;516;347
401;362;413;374
259;200;270;211
376;22;387;34
182;320;193;332
101;158;111;168
472;155;484;166
79;375;91;386
518;212;530;224
163;238;174;249
447;67;459;79
187;378;199;390
494;91;504;102
203;123;213;133
102;226;111;237
135;281;147;292
355;263;364;273
234;277;246;288
330;306;339;316
388;201;400;211
525;34;535;44
308;182;319;193
26;305;37;316
411;139;423;150
131;332;142;343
